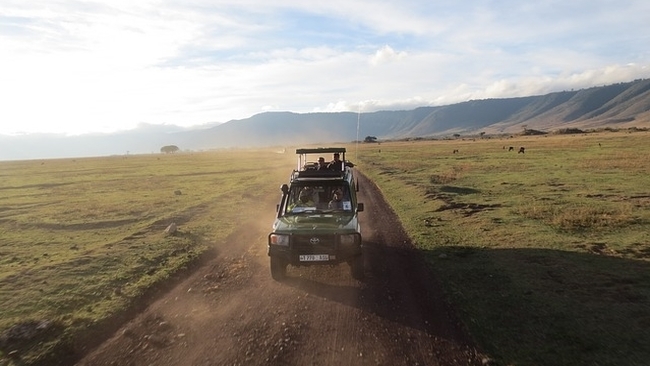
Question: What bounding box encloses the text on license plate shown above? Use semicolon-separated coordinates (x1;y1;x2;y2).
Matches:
299;254;330;261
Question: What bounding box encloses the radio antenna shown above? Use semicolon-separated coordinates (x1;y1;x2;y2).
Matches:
356;102;361;163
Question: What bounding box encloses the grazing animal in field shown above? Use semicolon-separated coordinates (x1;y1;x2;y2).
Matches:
508;146;514;151
518;147;525;154
453;149;459;154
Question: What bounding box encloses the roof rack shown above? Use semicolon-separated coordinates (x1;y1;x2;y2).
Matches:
290;147;354;183
295;147;346;155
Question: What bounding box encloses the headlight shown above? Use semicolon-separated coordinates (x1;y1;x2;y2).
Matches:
270;234;290;246
339;234;358;245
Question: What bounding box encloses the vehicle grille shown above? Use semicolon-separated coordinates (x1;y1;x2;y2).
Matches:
292;234;336;253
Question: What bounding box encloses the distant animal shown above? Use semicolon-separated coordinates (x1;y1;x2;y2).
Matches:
453;149;459;154
598;143;602;147
508;146;514;151
518;147;525;154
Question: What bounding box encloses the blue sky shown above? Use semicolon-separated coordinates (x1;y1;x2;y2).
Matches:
1;0;649;135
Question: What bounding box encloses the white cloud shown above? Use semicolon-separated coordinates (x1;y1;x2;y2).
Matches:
370;45;407;66
1;0;650;135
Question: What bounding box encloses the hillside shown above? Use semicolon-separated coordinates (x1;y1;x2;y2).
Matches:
1;79;649;160
175;79;650;147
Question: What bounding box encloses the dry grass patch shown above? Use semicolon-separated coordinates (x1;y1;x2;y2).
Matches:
517;201;637;231
0;149;295;365
356;131;650;366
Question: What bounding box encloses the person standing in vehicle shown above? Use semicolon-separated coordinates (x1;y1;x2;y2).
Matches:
328;153;344;171
317;157;328;170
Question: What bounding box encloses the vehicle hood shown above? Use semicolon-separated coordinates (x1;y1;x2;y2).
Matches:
273;214;358;233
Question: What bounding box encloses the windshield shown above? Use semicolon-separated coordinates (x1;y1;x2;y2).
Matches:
284;183;352;214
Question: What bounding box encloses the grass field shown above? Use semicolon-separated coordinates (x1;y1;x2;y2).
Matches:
354;131;650;366
0;149;294;365
1;131;649;365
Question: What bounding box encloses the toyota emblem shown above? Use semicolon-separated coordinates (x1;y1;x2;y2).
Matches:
309;237;320;245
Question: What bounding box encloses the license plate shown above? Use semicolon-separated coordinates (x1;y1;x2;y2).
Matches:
299;254;329;261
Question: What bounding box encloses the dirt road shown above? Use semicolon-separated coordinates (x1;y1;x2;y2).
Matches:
75;172;485;366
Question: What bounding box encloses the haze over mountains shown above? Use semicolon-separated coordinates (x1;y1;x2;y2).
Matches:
2;79;650;161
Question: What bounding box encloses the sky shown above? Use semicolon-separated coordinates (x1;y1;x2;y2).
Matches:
1;0;650;136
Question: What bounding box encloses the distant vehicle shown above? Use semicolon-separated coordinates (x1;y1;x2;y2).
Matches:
267;147;364;280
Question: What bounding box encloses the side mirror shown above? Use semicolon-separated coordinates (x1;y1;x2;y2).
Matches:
281;184;289;194
357;203;364;212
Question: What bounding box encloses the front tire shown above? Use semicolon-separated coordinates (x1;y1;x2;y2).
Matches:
270;256;287;281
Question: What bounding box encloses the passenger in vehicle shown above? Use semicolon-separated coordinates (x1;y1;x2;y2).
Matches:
327;153;344;171
289;187;316;211
317;157;328;170
328;188;345;210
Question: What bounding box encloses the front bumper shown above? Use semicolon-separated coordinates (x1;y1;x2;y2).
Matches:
268;232;362;266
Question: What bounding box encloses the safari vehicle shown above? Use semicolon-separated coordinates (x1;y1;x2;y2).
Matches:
268;147;364;280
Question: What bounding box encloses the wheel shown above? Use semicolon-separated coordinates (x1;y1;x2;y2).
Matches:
270;256;287;281
350;255;365;280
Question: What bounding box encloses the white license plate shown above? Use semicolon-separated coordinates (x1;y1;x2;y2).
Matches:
299;254;330;261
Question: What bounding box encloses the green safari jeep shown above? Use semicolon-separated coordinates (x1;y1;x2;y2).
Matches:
267;147;365;280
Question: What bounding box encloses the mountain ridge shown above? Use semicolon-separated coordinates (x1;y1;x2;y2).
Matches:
2;79;649;160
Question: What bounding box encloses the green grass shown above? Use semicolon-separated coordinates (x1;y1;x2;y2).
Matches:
2;133;649;365
356;131;650;366
0;149;295;365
